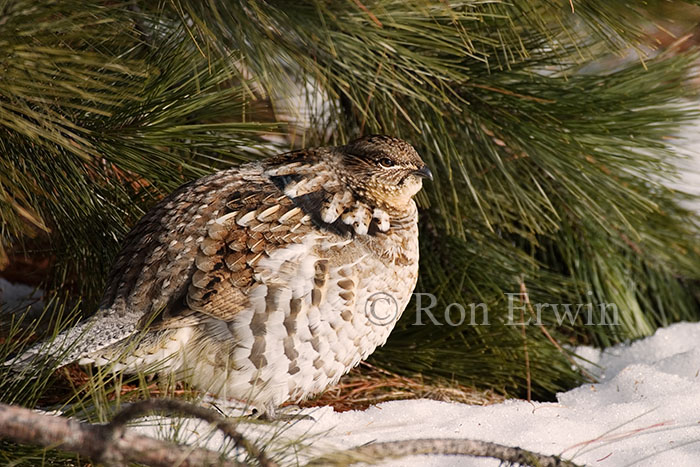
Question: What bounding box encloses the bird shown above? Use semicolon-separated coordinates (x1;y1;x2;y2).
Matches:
9;135;432;416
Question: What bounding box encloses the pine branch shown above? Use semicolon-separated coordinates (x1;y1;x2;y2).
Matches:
3;0;699;403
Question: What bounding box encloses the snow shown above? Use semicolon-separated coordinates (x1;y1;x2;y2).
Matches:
669;111;700;214
126;321;700;466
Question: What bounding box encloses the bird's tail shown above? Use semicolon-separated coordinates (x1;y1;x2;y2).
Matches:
4;319;91;374
3;313;138;377
3;308;193;381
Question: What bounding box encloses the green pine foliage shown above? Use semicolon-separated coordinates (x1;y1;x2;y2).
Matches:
2;0;699;411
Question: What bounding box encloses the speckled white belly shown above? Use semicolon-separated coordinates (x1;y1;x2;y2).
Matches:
178;228;418;410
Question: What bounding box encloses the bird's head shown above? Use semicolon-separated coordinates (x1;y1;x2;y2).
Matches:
337;135;432;213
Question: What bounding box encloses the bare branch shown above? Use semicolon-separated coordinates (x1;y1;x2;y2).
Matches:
307;438;580;467
0;402;247;467
108;399;277;467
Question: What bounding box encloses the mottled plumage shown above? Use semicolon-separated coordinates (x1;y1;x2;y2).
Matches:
12;135;431;414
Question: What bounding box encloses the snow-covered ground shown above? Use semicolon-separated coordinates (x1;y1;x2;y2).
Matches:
127;321;700;466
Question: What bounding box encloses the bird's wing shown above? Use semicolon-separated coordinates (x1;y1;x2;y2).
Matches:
100;160;349;333
152;182;320;329
96;166;257;325
99;154;369;333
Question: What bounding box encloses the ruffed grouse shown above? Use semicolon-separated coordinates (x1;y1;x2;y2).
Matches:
12;135;431;415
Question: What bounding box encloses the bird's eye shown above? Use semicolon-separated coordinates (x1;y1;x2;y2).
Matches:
378;157;394;168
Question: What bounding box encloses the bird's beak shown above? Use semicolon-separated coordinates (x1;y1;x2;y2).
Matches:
413;165;433;181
